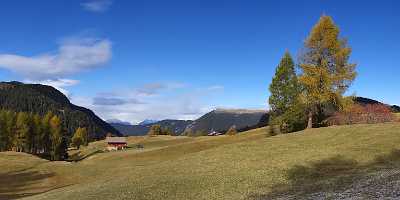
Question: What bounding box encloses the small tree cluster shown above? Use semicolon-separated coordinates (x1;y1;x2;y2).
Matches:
327;104;394;125
0;110;67;160
183;129;206;137
268;15;357;133
71;127;88;149
225;126;237;136
147;125;173;136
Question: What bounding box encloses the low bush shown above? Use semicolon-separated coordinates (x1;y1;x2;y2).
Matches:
269;103;307;134
225;126;238;136
327;104;394;125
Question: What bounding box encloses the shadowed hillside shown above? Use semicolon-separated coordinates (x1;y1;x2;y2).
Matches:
185;109;268;134
0;81;121;139
355;97;400;112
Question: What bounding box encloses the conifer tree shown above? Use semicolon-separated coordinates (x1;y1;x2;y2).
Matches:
26;113;35;153
269;51;300;117
0;111;8;151
71;127;88;149
71;128;84;149
15;112;30;152
5;111;16;151
32;114;43;154
42;111;53;154
80;127;88;146
299;15;356;128
49;115;63;160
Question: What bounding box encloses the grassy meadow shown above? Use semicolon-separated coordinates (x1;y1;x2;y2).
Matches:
1;123;400;200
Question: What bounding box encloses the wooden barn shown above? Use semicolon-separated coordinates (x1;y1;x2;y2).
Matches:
106;137;127;151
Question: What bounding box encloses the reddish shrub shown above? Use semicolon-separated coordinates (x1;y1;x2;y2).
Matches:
327;104;395;126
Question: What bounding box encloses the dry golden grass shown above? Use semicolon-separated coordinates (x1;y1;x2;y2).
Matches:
1;123;400;200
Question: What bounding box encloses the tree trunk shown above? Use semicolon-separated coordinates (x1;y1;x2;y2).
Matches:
307;111;313;129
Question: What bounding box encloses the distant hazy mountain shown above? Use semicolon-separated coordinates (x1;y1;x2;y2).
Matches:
111;119;193;136
138;119;159;125
185;109;269;134
111;109;269;136
0;81;121;139
106;119;132;125
110;123;150;136
112;96;400;137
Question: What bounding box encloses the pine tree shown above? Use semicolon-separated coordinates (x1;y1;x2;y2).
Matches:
15;112;30;152
269;51;300;116
299;15;356;128
80;127;88;146
0;111;8;151
5;111;16;151
49;115;63;160
268;51;305;133
71;127;88;149
32;114;43;154
26;113;35;153
71;128;84;149
42;111;53;155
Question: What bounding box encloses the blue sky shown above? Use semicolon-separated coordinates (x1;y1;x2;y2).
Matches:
0;0;399;124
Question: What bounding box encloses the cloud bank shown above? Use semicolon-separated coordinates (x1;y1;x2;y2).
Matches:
71;83;224;124
0;38;111;79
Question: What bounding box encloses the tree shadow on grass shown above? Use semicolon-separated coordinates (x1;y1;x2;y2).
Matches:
0;168;56;200
249;149;400;200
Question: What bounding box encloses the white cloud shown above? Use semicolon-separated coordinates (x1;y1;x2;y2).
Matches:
81;0;113;12
24;79;80;97
93;96;144;106
69;83;223;124
0;37;112;79
136;83;168;96
90;96;211;124
135;82;186;96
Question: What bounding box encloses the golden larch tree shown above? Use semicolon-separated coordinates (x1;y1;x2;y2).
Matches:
299;15;356;128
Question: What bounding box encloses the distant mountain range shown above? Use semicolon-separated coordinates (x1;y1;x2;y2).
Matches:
106;119;132;125
111;109;269;136
0;81;121;139
184;109;268;134
111;119;193;136
111;97;400;137
138;119;159;125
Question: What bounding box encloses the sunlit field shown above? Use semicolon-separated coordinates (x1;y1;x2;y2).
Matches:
1;123;400;200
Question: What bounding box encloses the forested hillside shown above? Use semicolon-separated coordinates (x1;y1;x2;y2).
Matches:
184;109;268;135
0;81;121;139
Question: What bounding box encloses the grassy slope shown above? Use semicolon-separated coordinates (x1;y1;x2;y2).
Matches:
1;123;400;200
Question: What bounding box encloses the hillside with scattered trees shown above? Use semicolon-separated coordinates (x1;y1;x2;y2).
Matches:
184;109;268;135
0;81;121;140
